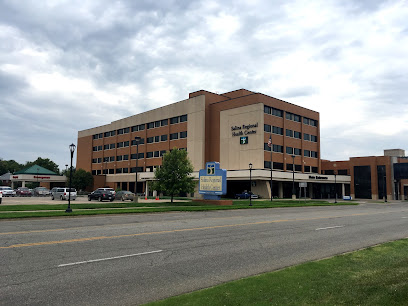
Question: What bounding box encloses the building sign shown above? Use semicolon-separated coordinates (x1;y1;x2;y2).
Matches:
240;136;248;144
309;175;328;180
199;162;227;200
231;123;258;137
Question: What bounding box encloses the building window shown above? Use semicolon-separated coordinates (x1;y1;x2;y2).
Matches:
155;135;160;142
124;127;129;133
294;131;301;139
116;168;122;174
295;165;302;172
109;169;114;174
154;120;160;128
180;114;187;122
264;143;271;151
147;152;153;158
93;146;98;152
92;158;97;163
103;157;109;162
131;154;137;159
97;170;102;175
304;165;311;172
160;150;166;156
286;112;301;122
324;170;334;175
338;169;348;175
131;138;144;145
264;105;271;114
180;131;187;139
161;119;168;126
273;144;283;153
311;135;318;142
97;158;102;163
170;133;178;140
109;156;115;162
154;151;160;157
304;117;318;127
304;133;310;141
294;148;301;156
123;167;129;173
311;151;318;158
110;143;115;149
304;150;310;157
286;129;293;137
117;155;123;161
264;124;271;133
118;129;124;135
286;147;293;155
273;162;284;170
123;154;129;160
117;142;124;148
264;161;271;169
147;122;155;129
161;134;168;141
92;170;97;175
272;108;283;117
312;167;318;173
147;137;154;144
273;126;283;135
124;141;129;147
170;116;179;124
98;145;102;151
138;153;144;159
287;164;293;171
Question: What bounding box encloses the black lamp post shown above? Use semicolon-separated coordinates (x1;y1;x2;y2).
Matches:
292;155;295;199
249;163;253;206
66;143;76;213
134;136;141;202
65;164;68;173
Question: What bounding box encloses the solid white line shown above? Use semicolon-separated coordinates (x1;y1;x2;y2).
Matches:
315;225;344;231
402;217;408;219
58;250;163;267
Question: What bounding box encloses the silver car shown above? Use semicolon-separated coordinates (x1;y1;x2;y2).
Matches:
51;187;77;200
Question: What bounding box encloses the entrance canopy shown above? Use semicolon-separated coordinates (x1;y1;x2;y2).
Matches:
11;165;66;188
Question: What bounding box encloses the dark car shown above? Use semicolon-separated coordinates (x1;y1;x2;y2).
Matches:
88;190;114;202
235;191;259;199
16;187;32;197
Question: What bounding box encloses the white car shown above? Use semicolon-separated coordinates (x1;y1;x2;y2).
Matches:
0;186;16;197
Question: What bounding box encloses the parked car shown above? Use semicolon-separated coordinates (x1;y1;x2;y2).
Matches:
16;187;32;197
34;187;50;196
0;186;16;197
115;190;135;201
97;188;116;197
235;191;259;199
88;189;114;202
51;187;77;200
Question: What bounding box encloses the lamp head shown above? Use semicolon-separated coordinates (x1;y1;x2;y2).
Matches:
249;163;253;169
69;143;76;153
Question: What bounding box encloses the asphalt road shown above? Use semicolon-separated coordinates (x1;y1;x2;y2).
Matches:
1;202;408;305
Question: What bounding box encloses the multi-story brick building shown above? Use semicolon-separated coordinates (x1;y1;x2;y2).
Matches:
76;89;352;199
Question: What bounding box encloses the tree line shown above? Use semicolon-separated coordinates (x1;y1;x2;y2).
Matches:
0;157;60;176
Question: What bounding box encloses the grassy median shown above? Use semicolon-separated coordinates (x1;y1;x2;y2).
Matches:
146;239;408;305
0;200;357;219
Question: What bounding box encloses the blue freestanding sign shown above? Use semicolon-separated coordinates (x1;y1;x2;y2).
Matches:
199;162;227;200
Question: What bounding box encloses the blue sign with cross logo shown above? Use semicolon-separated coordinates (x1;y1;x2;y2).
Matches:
199;162;227;200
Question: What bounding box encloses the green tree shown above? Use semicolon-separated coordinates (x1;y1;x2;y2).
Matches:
68;168;93;191
0;159;23;175
152;148;196;203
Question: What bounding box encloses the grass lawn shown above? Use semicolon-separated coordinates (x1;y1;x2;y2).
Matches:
0;200;357;219
146;239;408;305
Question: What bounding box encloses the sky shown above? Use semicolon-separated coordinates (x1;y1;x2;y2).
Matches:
1;0;407;172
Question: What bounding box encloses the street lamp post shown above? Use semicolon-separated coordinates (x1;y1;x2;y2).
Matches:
134;136;141;202
249;163;253;206
292;155;295;200
66;143;76;213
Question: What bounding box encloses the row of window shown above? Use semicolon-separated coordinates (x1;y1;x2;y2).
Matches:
264;105;318;127
264;125;318;142
264;161;319;173
92;115;188;139
323;169;348;175
264;143;318;158
92;131;187;151
92;167;144;175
